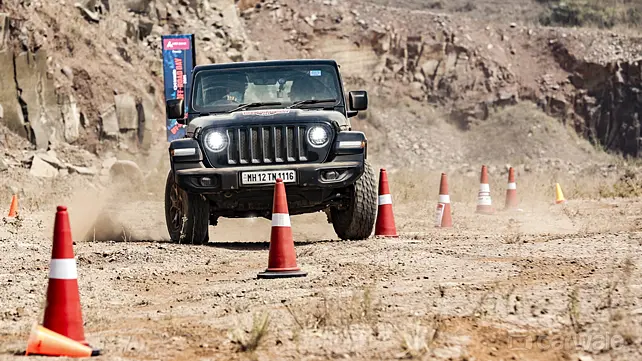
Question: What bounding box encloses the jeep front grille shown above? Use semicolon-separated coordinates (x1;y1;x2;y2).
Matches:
226;125;310;165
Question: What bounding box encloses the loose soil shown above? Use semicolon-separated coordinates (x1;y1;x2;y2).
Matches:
2;159;642;360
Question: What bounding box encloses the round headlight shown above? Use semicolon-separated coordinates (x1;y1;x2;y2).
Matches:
307;126;329;147
203;130;228;152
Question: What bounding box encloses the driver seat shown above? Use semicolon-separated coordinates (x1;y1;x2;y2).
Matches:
289;77;316;102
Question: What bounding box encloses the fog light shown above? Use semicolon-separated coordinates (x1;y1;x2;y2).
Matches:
200;177;213;186
324;170;339;180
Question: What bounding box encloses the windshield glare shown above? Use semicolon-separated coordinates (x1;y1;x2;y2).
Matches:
191;64;342;113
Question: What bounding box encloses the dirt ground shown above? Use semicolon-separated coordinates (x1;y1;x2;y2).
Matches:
3;0;642;358
2;160;642;361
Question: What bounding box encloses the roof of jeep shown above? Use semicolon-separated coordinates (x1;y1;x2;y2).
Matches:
192;59;340;73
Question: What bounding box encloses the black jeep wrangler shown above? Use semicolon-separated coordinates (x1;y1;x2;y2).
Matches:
164;59;377;244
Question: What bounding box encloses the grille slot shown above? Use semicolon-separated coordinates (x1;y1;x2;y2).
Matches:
226;125;312;165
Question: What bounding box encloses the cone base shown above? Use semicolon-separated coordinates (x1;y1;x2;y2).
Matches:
257;270;308;279
375;233;399;238
26;349;101;357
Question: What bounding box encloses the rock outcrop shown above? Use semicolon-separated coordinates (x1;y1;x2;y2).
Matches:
0;0;254;154
547;40;642;157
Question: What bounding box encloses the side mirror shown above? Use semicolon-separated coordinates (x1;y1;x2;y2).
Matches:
348;90;368;111
166;98;185;123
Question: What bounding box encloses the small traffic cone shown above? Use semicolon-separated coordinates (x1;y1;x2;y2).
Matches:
555;183;566;204
42;206;93;348
258;179;307;279
476;165;495;214
8;194;17;217
374;168;398;237
25;324;99;357
504;167;519;210
435;173;452;228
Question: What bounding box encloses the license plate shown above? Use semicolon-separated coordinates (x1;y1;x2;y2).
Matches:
241;170;296;185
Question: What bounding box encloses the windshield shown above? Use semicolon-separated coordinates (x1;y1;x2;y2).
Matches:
191;64;342;113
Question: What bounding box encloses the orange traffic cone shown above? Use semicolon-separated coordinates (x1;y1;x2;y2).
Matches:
257;179;307;279
555;183;566;204
374;168;398;237
504;167;519;210
26;324;99;357
476;165;495;214
435;173;452;228
8;194;17;217
42;206;94;349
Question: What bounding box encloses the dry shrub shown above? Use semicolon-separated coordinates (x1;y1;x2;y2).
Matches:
228;311;270;352
286;286;380;331
601;169;642;198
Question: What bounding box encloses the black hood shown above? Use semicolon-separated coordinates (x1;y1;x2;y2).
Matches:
186;108;347;134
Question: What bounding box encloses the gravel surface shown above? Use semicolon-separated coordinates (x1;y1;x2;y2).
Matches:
2;174;642;360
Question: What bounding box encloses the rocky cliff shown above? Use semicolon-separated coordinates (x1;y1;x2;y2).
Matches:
0;0;256;156
548;38;642;157
245;0;642;158
1;0;641;164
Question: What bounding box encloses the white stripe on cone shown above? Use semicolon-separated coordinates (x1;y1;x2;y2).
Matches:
271;213;291;227
479;183;490;192
478;191;492;205
507;182;516;190
49;258;78;280
438;194;450;203
435;204;445;226
378;194;392;205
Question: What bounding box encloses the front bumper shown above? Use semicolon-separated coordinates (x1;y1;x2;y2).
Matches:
175;161;364;193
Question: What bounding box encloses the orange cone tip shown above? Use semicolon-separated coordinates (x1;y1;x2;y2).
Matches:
8;194;17;217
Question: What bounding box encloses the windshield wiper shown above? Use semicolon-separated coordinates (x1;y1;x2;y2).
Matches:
226;102;282;113
286;98;337;109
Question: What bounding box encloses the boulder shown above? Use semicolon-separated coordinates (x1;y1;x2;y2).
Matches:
60;94;81;143
0;51;27;138
408;82;425;101
138;19;154;40
100;104;119;137
68;165;97;175
237;0;261;11
37;151;64;169
0;13;8;51
109;160;144;184
214;0;248;45
74;3;101;22
115;94;138;130
14;50;59;149
30;156;58;178
140;95;155;150
125;0;154;15
420;60;439;78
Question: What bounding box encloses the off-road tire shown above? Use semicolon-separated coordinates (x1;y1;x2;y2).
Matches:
164;170;210;245
330;160;377;240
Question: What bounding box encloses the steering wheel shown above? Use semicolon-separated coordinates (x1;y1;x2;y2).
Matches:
211;98;239;105
205;86;241;105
